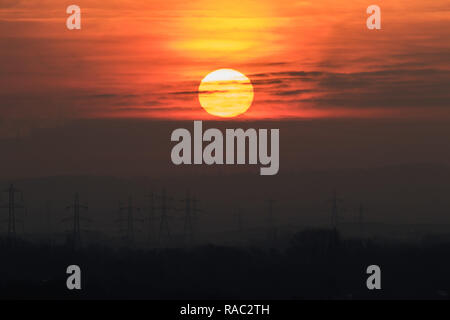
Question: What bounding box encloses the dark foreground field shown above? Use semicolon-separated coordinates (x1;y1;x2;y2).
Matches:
1;229;450;300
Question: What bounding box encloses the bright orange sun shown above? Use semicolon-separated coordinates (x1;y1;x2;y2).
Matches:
198;69;254;117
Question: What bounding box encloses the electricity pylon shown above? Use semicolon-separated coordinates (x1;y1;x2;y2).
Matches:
157;188;172;247
330;190;342;230
45;200;54;244
64;192;88;251
181;190;194;246
145;192;156;246
116;200;123;243
234;208;245;245
0;184;25;246
358;204;364;238
191;195;202;244
267;199;277;247
179;191;202;247
327;190;343;253
118;195;141;248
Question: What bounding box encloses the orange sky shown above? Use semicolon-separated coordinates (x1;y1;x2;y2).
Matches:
0;0;449;131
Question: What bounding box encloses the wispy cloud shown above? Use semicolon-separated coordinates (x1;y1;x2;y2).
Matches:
0;0;449;125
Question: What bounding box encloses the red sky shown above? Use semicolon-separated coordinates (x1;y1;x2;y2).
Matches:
0;0;449;136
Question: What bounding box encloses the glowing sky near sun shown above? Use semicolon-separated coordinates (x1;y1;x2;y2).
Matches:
0;0;449;130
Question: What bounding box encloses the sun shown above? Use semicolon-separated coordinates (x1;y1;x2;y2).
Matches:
198;69;254;118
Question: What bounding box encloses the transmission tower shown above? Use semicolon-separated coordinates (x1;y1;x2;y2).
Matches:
330;190;341;230
0;184;25;246
267;199;277;247
180;191;202;247
118;195;141;248
145;192;156;246
181;190;193;246
157;188;172;247
358;204;364;238
191;195;202;244
234;208;245;245
116;200;123;243
45;200;54;245
64;192;88;251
